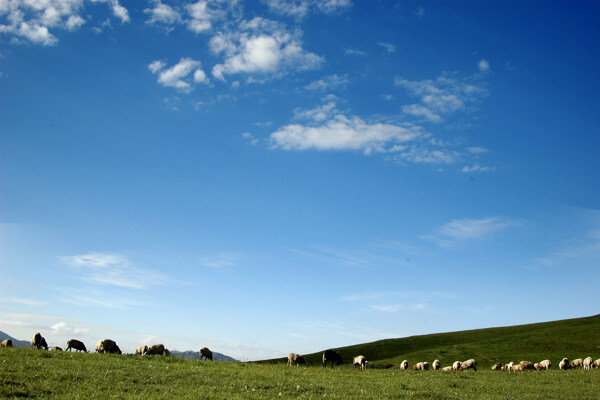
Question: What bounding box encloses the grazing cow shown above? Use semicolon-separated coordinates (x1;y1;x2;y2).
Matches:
432;359;440;371
0;339;12;348
146;344;166;356
66;339;87;352
31;333;48;350
539;360;551;370
583;357;593;370
400;360;409;370
459;359;477;371
135;345;148;356
353;355;366;369
570;358;583;369
287;353;308;367
95;339;121;354
559;358;569;370
452;361;462;371
491;363;502;371
323;349;343;369
200;347;213;361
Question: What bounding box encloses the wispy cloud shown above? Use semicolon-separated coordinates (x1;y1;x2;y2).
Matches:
0;297;43;307
305;74;349;91
370;303;428;313
198;254;237;269
149;57;210;93
535;230;600;268
262;0;352;18
378;42;396;53
58;252;166;290
425;217;518;247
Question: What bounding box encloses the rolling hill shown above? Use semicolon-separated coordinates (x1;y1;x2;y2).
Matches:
263;314;600;368
0;331;31;348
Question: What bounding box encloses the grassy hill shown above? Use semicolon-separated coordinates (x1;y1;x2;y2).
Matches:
265;314;600;368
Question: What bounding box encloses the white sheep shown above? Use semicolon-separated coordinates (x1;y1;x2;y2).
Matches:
353;355;366;369
583;357;593;370
432;359;440;371
287;353;307;367
520;361;535;370
491;363;502;370
135;345;148;356
459;359;477;371
0;339;12;348
452;361;462;371
594;359;600;369
412;362;428;370
146;344;165;356
539;359;551;370
95;338;121;354
441;366;453;372
400;360;409;370
570;358;583;369
559;358;569;370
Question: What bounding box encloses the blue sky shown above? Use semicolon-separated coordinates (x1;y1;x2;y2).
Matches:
1;0;599;360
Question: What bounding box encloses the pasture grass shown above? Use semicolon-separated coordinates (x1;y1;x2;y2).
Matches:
1;348;599;399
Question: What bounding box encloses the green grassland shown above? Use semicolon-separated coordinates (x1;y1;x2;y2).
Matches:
1;315;600;399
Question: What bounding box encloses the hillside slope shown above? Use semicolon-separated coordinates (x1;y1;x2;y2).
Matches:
266;314;600;368
0;331;31;348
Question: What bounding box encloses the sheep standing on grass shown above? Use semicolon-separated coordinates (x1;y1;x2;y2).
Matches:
491;363;502;371
539;359;551;370
31;332;48;350
146;344;166;356
512;364;524;372
135;345;148;356
200;347;213;361
459;359;477;371
287;353;308;367
412;362;429;370
95;339;121;354
322;349;343;369
570;358;583;369
559;358;569;370
353;355;366;369
66;339;87;352
400;360;409;370
520;361;535;370
0;339;12;348
452;361;462;371
583;357;593;370
432;359;440;371
594;359;600;369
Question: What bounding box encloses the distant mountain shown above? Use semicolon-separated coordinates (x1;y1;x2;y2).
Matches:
0;330;31;348
170;349;238;362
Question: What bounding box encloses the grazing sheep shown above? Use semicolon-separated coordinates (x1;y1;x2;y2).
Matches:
364;361;374;369
400;360;409;370
66;339;87;352
459;359;477;371
135;345;148;356
353;355;366;369
95;339;121;354
412;362;429;370
512;364;524;372
491;363;502;371
322;349;343;369
452;361;462;371
539;359;551;370
520;361;535;370
583;357;593;370
570;358;583;369
31;332;48;350
559;358;569;370
51;347;63;351
0;339;12;348
432;359;440;371
163;348;170;357
594;359;600;369
287;353;308;367
506;361;515;372
534;363;541;371
441;366;454;372
146;344;166;356
200;347;213;361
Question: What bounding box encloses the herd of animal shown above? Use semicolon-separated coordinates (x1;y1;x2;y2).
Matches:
0;333;213;361
2;333;600;373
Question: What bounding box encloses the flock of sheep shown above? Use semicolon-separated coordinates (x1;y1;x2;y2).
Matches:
0;332;214;362
3;333;600;374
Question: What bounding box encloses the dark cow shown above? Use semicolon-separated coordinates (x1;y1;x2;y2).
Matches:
323;349;343;369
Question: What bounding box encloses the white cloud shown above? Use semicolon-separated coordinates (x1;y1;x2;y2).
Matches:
262;0;351;18
426;217;517;246
0;297;43;306
58;252;166;290
210;17;323;81
395;74;488;122
198;254;236;268
144;0;182;25
150;57;209;93
535;229;600;268
242;132;259;146
371;303;429;313
0;0;129;45
270;112;422;154
186;0;213;33
478;59;490;72
378;42;395;53
344;47;367;56
51;321;88;335
462;164;492;173
305;74;348;91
